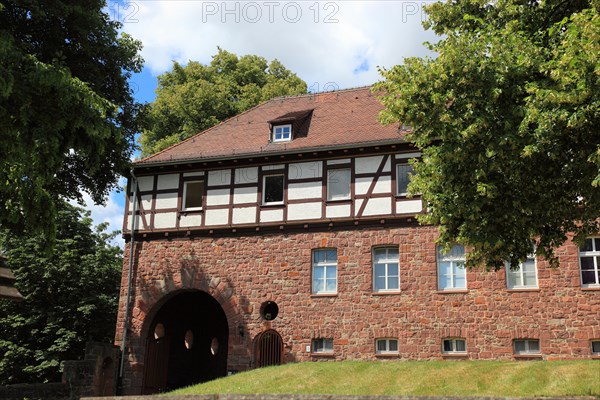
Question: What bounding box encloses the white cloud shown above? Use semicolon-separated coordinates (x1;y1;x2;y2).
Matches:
115;0;439;88
72;190;126;249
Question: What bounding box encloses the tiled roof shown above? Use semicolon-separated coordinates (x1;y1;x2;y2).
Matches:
137;86;406;165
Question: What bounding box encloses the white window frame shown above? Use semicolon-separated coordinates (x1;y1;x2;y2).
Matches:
182;180;204;211
591;340;600;355
579;237;600;288
327;168;351;201
312;338;333;354
262;174;284;205
396;163;414;196
506;252;538;289
513;339;540;355
437;245;467;291
372;247;400;292
375;338;399;354
312;249;337;295
272;124;292;142
442;338;466;354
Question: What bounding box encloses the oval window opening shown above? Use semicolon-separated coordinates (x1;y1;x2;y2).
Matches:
154;323;165;339
184;330;194;349
260;301;279;321
210;338;219;355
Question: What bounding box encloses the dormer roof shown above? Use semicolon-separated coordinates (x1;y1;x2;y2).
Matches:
137;86;408;166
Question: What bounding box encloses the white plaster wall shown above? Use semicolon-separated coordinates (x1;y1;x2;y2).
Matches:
262;164;285;171
288;202;321;220
260;208;283;223
154;212;177;229
234;167;259;184
395;152;421;160
326;204;351;218
354;199;364;215
208;169;232;186
288;161;322;180
288;181;322;200
362;197;392;216
232;206;257;224
372;176;391;194
154;192;178;209
179;214;202;228
356;155;388;174
126;214;142;231
137;176;154;192
355;177;372;195
183;171;205;177
327;158;350;165
396;199;423;214
205;209;229;226
233;186;258;204
141;194;153;210
157;174;179;190
206;188;230;206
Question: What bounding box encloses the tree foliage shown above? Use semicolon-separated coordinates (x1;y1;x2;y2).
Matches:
0;202;122;385
0;0;143;237
140;48;307;156
376;0;599;269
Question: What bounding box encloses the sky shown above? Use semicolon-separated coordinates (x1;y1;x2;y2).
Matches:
86;0;439;247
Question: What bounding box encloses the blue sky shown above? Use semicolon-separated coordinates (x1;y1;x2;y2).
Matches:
87;0;438;247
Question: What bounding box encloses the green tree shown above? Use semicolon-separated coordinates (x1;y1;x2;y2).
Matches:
376;0;599;269
0;202;122;385
0;0;143;237
141;48;307;156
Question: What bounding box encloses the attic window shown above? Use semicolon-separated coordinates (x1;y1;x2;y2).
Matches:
273;124;292;142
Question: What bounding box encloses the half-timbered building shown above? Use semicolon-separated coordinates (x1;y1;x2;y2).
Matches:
116;87;600;395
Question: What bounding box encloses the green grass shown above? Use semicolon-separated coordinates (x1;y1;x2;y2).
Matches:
167;360;600;397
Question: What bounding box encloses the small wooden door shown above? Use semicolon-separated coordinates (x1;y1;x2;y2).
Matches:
142;337;170;394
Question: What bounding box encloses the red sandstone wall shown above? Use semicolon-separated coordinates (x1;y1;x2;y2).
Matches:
114;225;600;394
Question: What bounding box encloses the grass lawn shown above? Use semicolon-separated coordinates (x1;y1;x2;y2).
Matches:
167;360;600;397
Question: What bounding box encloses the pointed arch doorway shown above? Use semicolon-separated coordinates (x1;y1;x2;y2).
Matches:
142;291;228;394
254;329;283;368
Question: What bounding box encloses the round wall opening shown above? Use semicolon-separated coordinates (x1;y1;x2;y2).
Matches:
210;337;219;355
154;323;165;339
184;330;194;349
260;301;279;321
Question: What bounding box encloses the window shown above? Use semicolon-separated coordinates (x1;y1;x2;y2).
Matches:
437;245;466;290
327;168;351;201
373;247;399;292
312;338;333;354
513;339;540;355
592;340;600;355
396;163;414;196
183;180;204;210
579;237;600;287
442;338;466;354
376;338;399;354
262;174;284;205
312;249;337;294
273;124;292;142
506;252;537;289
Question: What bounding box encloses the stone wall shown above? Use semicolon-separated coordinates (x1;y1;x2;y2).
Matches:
115;224;600;394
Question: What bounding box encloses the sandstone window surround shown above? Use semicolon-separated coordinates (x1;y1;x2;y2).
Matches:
375;338;399;355
312;338;334;354
442;338;467;354
513;339;540;355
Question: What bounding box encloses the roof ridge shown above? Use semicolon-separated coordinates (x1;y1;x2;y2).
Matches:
267;85;373;102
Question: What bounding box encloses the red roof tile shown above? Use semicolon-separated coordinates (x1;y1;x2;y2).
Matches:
137;86;406;165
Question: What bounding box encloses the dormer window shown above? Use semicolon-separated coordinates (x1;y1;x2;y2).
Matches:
273;124;292;142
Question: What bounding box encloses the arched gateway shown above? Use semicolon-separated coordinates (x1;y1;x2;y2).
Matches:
142;291;228;394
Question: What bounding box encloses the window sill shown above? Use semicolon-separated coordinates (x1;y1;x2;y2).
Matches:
311;293;338;298
436;289;468;294
506;288;540;292
260;203;285;209
591;355;600;359
181;209;203;214
442;353;469;358
326;199;352;205
372;291;401;296
581;287;600;291
514;354;543;359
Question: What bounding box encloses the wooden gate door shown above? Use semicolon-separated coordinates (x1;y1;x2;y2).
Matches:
142;337;170;394
255;329;283;368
